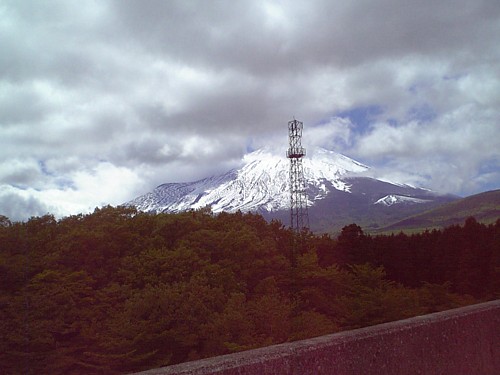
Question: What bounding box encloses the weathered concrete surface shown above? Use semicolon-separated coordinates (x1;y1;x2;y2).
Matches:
132;300;500;375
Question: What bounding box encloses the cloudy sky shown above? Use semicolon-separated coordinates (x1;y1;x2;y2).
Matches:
1;0;499;221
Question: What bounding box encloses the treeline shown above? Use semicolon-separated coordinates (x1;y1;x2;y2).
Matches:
0;207;497;374
317;217;499;299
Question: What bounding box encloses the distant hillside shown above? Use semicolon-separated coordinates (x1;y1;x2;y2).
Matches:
380;189;500;232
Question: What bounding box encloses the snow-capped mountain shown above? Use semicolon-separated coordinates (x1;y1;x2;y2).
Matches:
127;147;457;232
128;147;368;214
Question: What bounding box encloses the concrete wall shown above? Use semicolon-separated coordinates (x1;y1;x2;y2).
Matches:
133;300;500;375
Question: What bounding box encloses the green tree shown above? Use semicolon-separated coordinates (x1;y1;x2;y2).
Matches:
4;270;97;374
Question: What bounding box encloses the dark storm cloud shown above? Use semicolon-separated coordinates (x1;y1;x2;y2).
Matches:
0;0;499;220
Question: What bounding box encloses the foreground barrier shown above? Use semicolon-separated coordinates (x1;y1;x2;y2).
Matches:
133;299;499;375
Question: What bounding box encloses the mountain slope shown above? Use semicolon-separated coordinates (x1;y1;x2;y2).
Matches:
381;189;500;232
261;176;456;233
127;147;457;233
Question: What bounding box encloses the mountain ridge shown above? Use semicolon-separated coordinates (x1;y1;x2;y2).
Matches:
379;189;500;232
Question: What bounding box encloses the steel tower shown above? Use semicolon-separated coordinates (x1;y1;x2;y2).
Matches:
287;118;309;232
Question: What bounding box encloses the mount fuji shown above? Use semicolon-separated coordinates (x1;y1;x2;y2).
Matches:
127;147;457;233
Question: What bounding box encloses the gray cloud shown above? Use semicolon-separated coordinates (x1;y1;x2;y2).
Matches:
0;186;51;221
0;0;499;220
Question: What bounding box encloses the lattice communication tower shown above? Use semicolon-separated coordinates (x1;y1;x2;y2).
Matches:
287;118;309;232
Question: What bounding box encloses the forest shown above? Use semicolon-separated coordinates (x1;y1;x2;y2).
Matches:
0;206;498;374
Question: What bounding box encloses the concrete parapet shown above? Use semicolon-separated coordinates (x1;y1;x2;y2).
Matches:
133;299;500;375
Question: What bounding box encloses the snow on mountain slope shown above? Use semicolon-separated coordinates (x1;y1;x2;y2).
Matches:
127;147;369;214
374;194;432;206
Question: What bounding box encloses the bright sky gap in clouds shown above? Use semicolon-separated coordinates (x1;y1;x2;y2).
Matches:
1;0;499;221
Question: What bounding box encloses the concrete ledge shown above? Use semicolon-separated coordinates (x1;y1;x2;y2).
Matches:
133;300;500;375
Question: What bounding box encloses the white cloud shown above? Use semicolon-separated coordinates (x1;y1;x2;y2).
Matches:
352;102;500;194
305;117;354;151
0;162;147;221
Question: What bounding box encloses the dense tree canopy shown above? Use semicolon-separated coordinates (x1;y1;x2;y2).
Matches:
0;206;497;374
